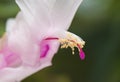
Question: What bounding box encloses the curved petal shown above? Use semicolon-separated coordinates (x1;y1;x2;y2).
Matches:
6;13;40;66
16;0;83;30
50;0;83;30
16;0;51;28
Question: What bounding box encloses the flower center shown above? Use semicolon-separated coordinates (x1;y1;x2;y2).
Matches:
45;32;85;60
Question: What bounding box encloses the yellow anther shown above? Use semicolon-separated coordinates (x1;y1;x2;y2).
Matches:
59;32;85;55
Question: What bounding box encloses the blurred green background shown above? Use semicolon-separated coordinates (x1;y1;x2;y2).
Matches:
0;0;120;82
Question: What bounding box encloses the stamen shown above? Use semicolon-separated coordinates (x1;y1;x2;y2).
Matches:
45;32;85;60
59;32;85;55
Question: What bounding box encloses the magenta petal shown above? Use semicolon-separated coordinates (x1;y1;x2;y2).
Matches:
40;44;50;58
79;49;85;60
3;48;22;68
5;53;21;67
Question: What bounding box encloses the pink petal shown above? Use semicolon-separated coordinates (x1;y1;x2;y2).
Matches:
0;48;22;68
40;44;50;58
0;62;52;82
0;55;7;69
5;53;22;68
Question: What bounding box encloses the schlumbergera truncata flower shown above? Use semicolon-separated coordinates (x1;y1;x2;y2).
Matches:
0;0;85;82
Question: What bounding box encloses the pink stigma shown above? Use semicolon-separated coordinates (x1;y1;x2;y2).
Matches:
79;48;85;60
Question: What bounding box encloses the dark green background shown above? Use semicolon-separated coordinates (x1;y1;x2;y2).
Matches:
0;0;120;82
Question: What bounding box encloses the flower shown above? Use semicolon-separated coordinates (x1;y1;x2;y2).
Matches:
0;0;85;82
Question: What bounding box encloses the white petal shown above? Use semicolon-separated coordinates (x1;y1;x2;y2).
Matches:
16;0;83;30
50;0;83;30
0;62;51;82
16;0;51;28
6;13;40;66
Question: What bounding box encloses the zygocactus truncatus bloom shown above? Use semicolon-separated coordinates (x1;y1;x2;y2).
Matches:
0;0;85;82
